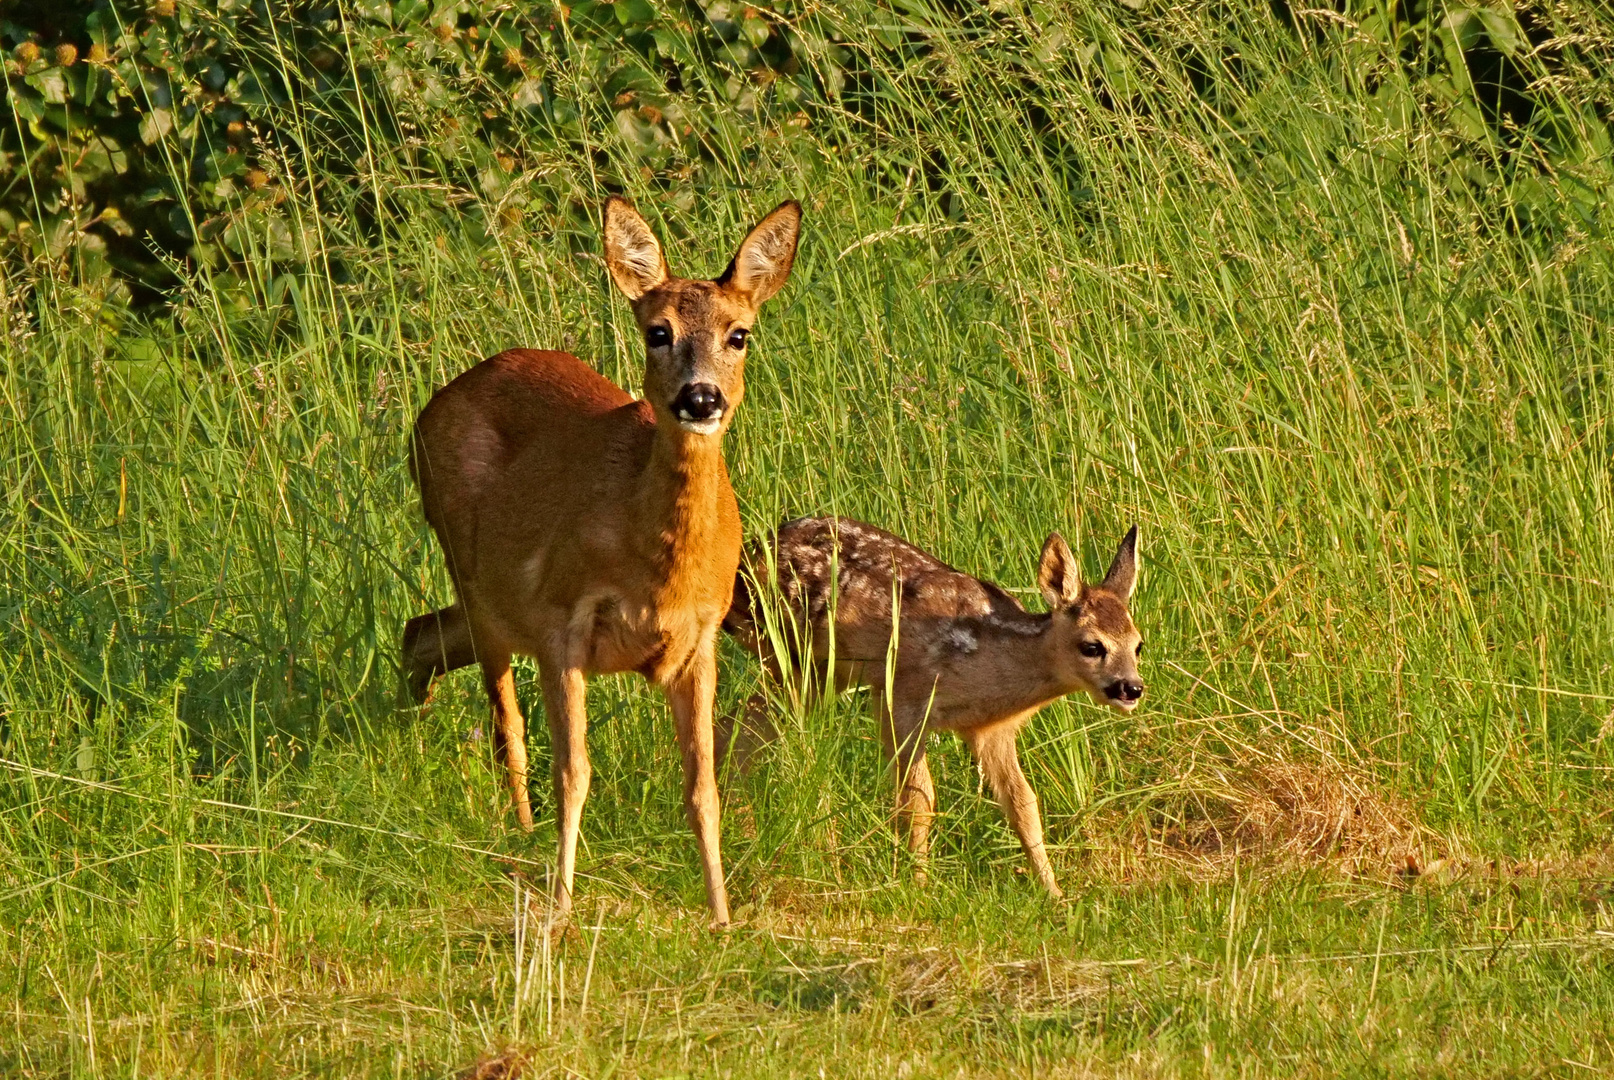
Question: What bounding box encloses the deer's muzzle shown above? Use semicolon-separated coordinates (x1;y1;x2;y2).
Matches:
1105;680;1145;708
671;382;727;433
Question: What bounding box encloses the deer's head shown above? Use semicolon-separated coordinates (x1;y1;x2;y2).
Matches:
1038;526;1145;712
603;198;801;438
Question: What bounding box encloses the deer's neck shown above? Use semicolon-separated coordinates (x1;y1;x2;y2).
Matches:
635;424;734;579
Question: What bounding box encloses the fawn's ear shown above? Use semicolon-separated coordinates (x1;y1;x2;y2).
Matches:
602;197;668;300
1101;525;1139;601
719;200;801;305
1038;532;1082;610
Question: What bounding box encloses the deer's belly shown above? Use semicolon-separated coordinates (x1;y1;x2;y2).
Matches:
582;597;712;683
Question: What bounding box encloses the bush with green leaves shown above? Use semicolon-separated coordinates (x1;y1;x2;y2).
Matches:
0;0;853;304
0;0;1608;312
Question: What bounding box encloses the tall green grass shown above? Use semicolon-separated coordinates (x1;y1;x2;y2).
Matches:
3;2;1613;1075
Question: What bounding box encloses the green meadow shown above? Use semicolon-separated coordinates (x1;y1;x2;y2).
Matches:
3;2;1613;1075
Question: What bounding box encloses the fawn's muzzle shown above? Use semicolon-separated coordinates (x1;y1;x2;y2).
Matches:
671;382;727;430
1105;680;1145;705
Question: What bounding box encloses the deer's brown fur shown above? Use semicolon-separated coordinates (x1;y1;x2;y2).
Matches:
723;517;1143;897
402;198;801;925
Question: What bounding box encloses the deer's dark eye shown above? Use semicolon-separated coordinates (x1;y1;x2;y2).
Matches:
1136;642;1143;657
646;326;672;348
1079;641;1107;659
727;328;749;350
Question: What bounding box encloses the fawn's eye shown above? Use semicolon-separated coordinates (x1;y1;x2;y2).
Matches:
1136;642;1144;657
645;325;672;348
1079;641;1107;659
727;328;749;350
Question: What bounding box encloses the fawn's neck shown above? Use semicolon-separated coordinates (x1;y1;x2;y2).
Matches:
949;613;1078;726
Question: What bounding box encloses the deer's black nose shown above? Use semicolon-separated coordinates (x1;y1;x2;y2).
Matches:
1106;680;1144;702
671;382;726;424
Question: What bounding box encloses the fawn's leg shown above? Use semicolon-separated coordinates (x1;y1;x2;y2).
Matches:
539;661;591;918
402;603;476;703
715;692;781;776
965;721;1062;898
879;702;936;876
715;647;805;776
665;636;731;926
481;652;534;831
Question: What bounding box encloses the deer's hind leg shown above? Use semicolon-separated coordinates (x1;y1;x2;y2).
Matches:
963;719;1062;898
481;650;535;832
878;696;936;879
402;603;477;703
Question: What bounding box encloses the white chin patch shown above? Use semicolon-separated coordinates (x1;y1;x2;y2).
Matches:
674;414;723;436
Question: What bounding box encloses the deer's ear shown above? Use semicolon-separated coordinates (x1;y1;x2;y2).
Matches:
1101;525;1139;601
602;197;668;300
719;200;801;304
1038;532;1082;610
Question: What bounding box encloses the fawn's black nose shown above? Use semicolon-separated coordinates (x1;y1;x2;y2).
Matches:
1106;680;1145;703
671;382;726;425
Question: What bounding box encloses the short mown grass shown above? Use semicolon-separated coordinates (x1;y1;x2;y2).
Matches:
3;3;1614;1076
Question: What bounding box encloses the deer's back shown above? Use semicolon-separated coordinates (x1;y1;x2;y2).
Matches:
727;516;1027;669
412;348;635;483
410;348;653;587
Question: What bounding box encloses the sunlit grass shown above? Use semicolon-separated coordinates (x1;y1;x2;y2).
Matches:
2;2;1613;1075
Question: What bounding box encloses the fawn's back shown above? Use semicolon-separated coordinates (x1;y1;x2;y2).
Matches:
725;515;1145;731
725;515;1030;670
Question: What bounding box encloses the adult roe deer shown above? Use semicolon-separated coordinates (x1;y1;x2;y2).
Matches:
403;198;802;925
723;517;1143;898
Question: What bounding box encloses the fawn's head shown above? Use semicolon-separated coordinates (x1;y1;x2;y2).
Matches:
602;198;801;437
1038;526;1145;712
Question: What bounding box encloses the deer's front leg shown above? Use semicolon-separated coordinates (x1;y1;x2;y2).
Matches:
539;662;591;919
966;720;1062;898
665;636;730;927
715;691;780;776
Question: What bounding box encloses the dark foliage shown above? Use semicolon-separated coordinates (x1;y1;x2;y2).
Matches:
0;0;1606;304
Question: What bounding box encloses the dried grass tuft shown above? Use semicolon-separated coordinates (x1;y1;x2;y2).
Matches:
1084;751;1433;881
457;1049;527;1080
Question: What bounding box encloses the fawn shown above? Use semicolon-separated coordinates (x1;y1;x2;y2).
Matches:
722;517;1143;897
402;198;801;924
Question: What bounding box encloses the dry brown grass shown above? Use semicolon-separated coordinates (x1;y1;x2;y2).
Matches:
1079;751;1434;883
456;1048;527;1080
